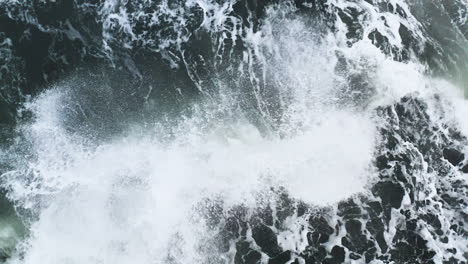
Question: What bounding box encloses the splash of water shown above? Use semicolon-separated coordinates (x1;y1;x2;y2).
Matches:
0;0;467;263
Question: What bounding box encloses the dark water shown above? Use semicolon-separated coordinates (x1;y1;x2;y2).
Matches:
0;0;467;263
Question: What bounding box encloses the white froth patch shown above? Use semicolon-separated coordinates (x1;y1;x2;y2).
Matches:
263;111;375;204
436;81;468;138
1;1;466;263
4;86;376;264
454;99;468;138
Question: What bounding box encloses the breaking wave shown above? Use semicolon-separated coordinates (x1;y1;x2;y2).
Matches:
0;0;466;263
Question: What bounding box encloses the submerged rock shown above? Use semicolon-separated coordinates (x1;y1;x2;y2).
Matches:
201;96;468;264
461;164;468;173
268;251;291;264
252;224;281;257
443;148;465;166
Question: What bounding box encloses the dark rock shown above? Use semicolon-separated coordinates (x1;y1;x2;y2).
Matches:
373;181;405;209
366;218;387;252
461;164;468;173
391;242;414;262
254;205;274;226
236;241;251;255
390;230;433;263
406;219;418;231
268;251;291;264
235;241;252;264
244;250;262;264
376;155;392;169
296;202;308;217
450;224;459;232
441;194;459;207
252;224;281;257
301;245;327;264
366;201;383;216
337;199;361;219
443;148;464;166
422;214;441;229
328;246;345;263
349;253;361;260
364;247;377;263
341;231;373;255
447;248;456;254
317;246;327;261
345;219;362;236
308;216;334;246
393;165;408;183
375;233;388;253
444;257;460;264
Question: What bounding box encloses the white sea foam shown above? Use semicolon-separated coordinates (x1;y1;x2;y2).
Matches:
3;79;376;263
1;0;467;263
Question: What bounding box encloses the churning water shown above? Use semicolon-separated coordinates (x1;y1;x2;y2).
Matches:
0;0;467;263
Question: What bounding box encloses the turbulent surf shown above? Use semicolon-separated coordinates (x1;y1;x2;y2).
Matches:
0;0;467;263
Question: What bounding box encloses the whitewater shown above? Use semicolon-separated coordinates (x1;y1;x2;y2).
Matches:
0;0;467;263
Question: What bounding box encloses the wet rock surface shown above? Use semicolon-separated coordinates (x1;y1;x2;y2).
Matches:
443;148;465;166
0;1;467;263
200;95;468;264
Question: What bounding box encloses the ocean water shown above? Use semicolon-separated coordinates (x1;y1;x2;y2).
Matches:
0;0;467;263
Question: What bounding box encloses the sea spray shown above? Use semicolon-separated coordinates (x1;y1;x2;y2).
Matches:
0;0;466;263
